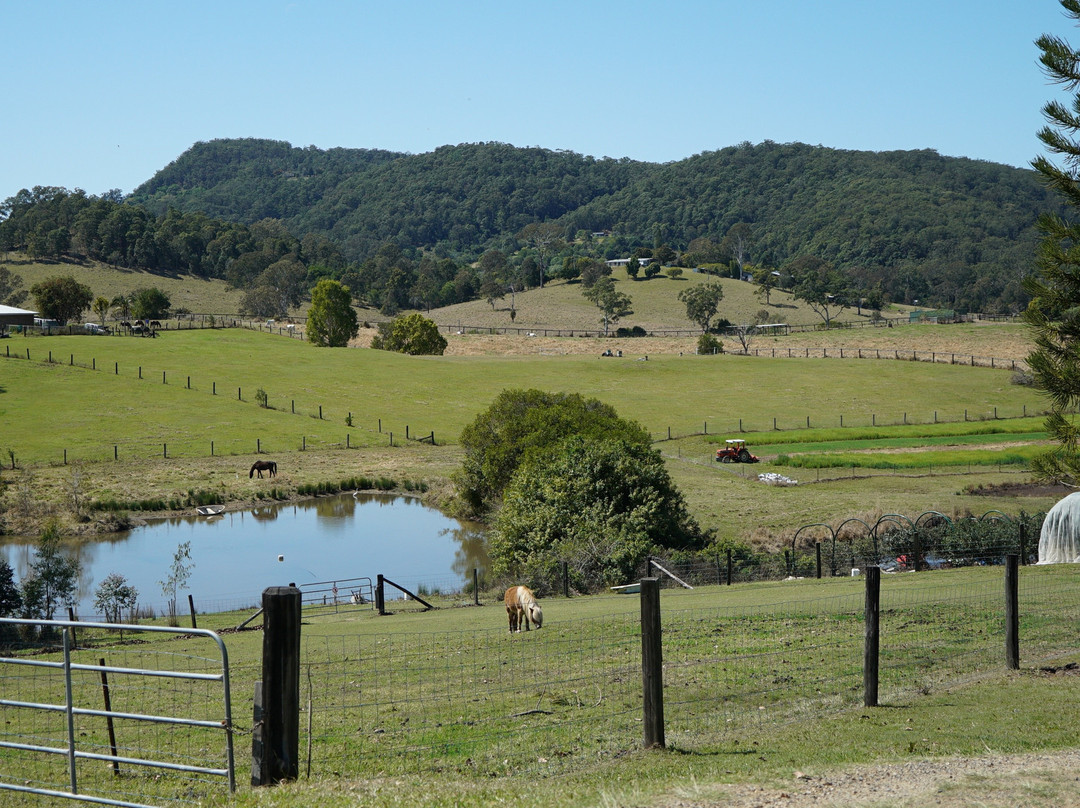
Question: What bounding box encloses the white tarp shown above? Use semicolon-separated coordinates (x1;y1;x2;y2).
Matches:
1037;491;1080;564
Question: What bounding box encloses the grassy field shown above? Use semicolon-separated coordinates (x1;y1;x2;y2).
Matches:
2;277;1078;808
429;265;889;332
0;325;1061;543
6;255;254;317
7;255;890;333
3;566;1080;808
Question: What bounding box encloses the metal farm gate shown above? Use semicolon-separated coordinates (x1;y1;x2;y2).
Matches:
0;618;235;808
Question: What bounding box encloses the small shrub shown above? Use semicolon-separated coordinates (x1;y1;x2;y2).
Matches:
255;388;269;408
1011;369;1035;386
697;333;723;355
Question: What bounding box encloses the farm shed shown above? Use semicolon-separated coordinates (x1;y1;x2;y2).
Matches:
1038;492;1080;564
0;304;36;331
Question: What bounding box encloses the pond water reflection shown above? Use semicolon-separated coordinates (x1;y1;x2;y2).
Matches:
1;494;488;618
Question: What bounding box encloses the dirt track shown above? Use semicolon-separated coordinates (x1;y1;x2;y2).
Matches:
661;748;1080;807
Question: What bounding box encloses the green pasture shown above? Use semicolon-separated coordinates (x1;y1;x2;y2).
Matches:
8;257;254;318
432;265;877;331
4;565;1080;808
665;450;1052;543
707;418;1050;448
774;446;1040;470
10;256;877;334
0;328;1049;464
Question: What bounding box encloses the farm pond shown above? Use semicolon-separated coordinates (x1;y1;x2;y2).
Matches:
1;493;488;619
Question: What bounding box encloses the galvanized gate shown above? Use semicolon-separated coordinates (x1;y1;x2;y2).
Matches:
0;618;235;808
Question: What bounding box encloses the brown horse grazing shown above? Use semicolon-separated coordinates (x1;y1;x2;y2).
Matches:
504;586;543;633
250;460;277;479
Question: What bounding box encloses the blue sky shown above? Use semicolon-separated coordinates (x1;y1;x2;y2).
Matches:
1;1;1073;200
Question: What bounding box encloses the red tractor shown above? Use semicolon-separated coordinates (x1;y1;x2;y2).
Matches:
715;439;760;464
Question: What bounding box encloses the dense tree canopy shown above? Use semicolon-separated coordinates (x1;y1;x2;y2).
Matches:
29;276;93;323
307;279;359;347
456;388;652;517
490;436;706;592
3;137;1062;315
129;287;171;320
370;312;447;355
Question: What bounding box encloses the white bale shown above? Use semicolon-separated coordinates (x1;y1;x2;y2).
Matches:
1037;491;1080;564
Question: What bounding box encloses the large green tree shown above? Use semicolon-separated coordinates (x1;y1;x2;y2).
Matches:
490;436;706;591
583;277;633;335
307;279;359;347
29;276;93;324
1024;0;1080;483
456;388;651;517
678;280;725;332
130;287;171;320
787;256;851;327
370;312;447;355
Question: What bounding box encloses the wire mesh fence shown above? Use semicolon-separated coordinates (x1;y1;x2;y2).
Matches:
296;610;642;779
2;564;1078;803
277;563;1080;782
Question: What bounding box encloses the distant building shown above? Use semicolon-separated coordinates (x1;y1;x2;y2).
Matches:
0;304;36;331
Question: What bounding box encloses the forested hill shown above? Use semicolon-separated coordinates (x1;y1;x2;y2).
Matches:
127;138;1056;311
130;140;651;260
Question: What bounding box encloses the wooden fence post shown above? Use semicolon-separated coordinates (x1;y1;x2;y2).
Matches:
726;548;732;585
188;594;197;629
864;566;880;707
375;574;385;615
816;542;822;579
473;568;479;606
252;585;301;786
98;660;120;776
639;577;665;749
1005;555;1019;670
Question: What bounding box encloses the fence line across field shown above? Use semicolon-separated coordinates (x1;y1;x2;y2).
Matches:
253;562;1080;782
0;348;1047;466
3;563;1076;805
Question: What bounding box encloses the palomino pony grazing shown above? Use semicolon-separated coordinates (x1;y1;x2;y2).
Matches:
504;586;543;633
249;460;277;479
